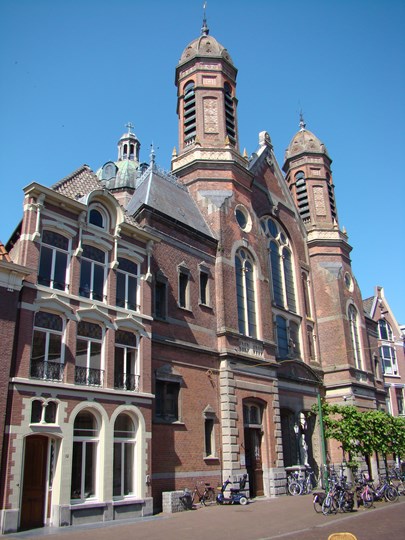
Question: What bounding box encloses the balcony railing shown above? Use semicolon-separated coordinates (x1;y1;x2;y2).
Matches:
75;366;104;387
30;360;64;381
114;373;140;392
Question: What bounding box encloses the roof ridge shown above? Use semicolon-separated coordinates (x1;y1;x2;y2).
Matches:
52;164;93;189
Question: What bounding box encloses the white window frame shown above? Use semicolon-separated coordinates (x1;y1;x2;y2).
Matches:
38;230;71;291
113;414;136;499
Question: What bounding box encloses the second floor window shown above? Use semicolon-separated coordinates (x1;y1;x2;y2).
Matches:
235;249;257;338
155;380;180;422
38;230;69;291
155;276;168;319
116;258;138;311
75;321;103;386
178;267;190;309
30;311;64;381
79;244;106;302
380;345;397;375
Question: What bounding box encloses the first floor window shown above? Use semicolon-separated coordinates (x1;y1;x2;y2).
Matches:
289;321;301;358
71;411;98;501
114;330;139;391
113;414;136;497
307;325;315;360
75;321;103;386
204;418;214;457
396;388;404;415
31;312;64;381
155;380;180;422
31;400;57;423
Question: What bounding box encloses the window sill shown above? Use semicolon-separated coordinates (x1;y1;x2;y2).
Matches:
70;500;103;509
178;305;192;313
204;455;219;462
199;302;213;310
153;419;185;426
112;497;145;506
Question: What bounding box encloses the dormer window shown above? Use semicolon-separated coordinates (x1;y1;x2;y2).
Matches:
89;209;104;228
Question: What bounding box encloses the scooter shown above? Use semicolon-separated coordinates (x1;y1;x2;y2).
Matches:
216;474;249;505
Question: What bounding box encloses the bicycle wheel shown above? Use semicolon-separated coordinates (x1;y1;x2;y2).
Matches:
362;490;374;508
385;486;399;502
322;495;338;516
288;481;302;496
202;487;216;505
313;492;324;513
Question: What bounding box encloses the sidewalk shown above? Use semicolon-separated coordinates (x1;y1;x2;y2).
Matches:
6;495;405;540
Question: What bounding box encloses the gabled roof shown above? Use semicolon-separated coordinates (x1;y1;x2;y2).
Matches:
126;163;214;239
363;296;375;317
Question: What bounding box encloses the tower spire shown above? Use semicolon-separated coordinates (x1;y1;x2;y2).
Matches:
299;110;306;131
201;2;209;35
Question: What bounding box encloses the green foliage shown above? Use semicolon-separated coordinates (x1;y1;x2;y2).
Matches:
312;401;405;460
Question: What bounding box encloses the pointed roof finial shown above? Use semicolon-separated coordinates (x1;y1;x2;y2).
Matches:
299;110;306;131
150;142;156;165
201;2;209;35
125;121;135;134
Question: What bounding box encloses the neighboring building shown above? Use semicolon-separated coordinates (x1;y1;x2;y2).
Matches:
364;286;405;416
0;17;388;533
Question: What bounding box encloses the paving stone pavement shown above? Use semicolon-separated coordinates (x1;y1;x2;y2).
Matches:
6;495;405;540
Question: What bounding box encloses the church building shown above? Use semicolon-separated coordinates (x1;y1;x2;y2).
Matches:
0;16;386;533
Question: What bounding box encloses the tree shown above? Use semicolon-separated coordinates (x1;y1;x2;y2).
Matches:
313;402;405;475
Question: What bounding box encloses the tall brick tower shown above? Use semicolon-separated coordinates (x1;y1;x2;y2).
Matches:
283;117;384;431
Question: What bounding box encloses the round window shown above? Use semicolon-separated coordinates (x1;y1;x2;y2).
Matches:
235;205;251;232
344;272;353;291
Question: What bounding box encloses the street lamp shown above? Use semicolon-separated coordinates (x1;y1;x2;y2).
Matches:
294;422;300;465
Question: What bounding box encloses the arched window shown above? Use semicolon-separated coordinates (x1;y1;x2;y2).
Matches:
262;218;297;313
89;209;104;228
235;249;257;338
113;414;136;498
348;305;362;370
183;81;196;144
71;411;99;501
378;319;393;341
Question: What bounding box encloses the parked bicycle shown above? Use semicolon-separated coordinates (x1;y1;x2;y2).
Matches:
287;467;318;496
191;482;216;506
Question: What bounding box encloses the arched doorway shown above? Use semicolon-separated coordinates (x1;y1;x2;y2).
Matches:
20;435;49;530
243;402;264;497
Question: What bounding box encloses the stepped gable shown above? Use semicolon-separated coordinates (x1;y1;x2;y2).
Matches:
127;163;214;239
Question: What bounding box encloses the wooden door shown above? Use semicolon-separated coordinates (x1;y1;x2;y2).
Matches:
244;428;264;497
20;435;48;530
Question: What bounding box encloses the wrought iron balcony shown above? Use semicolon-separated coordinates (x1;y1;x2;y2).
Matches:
30;360;64;381
75;366;104;387
114;373;140;392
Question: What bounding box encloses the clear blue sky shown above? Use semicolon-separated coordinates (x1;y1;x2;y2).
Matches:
1;0;404;323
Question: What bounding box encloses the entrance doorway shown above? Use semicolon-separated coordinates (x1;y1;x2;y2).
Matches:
20;435;48;530
244;427;264;497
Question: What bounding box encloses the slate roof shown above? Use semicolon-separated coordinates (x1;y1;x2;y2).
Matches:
126;163;214;239
363;296;375;317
